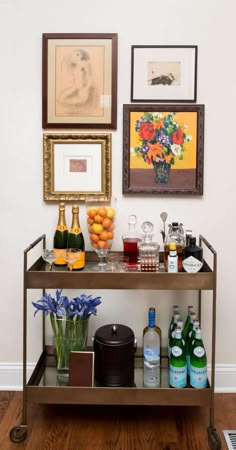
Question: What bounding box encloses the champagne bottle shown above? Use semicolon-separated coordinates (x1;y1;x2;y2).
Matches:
143;308;161;387
190;327;207;388
53;202;68;267
169;327;187;388
67;205;85;271
143;307;162;350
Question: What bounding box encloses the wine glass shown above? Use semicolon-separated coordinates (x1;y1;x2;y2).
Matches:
86;199;115;272
42;249;56;271
62;248;82;271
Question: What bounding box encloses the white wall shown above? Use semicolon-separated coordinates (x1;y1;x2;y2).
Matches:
0;0;235;390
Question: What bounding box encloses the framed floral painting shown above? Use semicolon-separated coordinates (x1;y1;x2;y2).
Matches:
42;33;118;129
123;104;204;195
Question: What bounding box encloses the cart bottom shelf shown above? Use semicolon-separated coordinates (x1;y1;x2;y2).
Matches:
26;349;212;406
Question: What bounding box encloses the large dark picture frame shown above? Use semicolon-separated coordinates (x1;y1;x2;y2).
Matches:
42;33;118;129
123;104;204;195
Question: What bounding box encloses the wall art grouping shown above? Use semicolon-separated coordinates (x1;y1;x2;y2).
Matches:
42;35;203;198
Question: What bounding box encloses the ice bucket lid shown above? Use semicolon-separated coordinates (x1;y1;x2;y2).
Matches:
94;324;134;345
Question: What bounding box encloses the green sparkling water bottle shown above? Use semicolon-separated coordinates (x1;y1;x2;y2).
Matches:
183;305;194;341
190;327;207;389
169;327;187;388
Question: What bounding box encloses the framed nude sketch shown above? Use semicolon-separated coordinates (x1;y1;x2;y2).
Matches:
42;33;118;129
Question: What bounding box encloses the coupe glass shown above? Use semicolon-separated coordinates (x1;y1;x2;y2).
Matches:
42;249;56;271
62;248;82;271
86;198;115;272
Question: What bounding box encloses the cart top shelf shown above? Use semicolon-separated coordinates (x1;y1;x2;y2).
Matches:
26;252;214;290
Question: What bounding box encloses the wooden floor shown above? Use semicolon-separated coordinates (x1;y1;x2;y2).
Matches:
0;392;235;449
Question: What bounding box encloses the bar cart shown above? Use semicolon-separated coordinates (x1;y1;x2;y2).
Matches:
9;234;221;449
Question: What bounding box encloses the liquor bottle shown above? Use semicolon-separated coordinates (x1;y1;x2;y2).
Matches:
183;305;194;341
182;237;203;273
169;327;187;388
167;242;178;273
190;327;207;388
122;214;141;267
143;307;162;350
67;205;85;271
143;308;161;387
164;222;185;271
168;318;183;359
168;312;181;357
139;221;160;272
53;202;68;267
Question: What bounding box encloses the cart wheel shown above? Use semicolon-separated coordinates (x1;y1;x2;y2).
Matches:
9;425;27;443
207;427;221;450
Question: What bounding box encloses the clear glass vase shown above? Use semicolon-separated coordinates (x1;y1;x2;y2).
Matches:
52;317;89;373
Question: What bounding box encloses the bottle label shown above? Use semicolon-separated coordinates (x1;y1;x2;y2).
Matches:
70;227;81;234
144;347;160;364
171;346;182;357
56;225;67;232
168;255;178;273
68;251;85;270
182;256;203;273
190;365;207;388
53;248;67;265
169;363;187;388
193;346;205;357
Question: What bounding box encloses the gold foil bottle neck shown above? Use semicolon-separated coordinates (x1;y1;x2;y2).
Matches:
72;205;79;214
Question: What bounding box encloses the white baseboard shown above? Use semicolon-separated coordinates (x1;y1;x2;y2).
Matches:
0;362;235;392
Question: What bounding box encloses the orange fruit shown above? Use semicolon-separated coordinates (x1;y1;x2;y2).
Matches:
97;240;107;249
90;233;99;243
108;223;115;231
88;225;93;233
87;217;94;225
102;217;112;229
98;207;107;217
100;231;109;241
107;231;114;240
92;242;98;249
88;208;97;219
94;214;103;224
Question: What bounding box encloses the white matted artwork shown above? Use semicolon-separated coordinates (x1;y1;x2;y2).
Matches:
43;133;111;202
131;46;197;103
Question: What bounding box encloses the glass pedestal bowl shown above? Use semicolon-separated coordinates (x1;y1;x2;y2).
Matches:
86;203;115;271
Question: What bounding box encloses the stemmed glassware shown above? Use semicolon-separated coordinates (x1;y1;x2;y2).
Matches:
86;197;115;272
62;248;82;271
42;249;56;271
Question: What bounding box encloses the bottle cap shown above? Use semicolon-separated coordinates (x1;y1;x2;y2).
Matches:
169;242;177;251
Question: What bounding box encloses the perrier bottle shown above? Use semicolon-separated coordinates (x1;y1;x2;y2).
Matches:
53;202;68;267
190;327;207;388
67;205;85;271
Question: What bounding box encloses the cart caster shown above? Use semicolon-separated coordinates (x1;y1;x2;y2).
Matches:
9;425;27;443
207;427;221;450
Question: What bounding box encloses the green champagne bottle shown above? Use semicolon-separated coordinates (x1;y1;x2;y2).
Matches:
169;327;187;388
53;203;68;267
143;307;162;350
190;327;207;388
67;205;85;271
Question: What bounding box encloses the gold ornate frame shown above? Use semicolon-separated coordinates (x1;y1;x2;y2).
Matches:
43;133;111;202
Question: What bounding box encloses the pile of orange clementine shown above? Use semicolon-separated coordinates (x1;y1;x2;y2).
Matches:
87;206;115;249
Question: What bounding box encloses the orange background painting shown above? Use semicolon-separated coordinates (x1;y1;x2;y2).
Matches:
130;111;197;169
